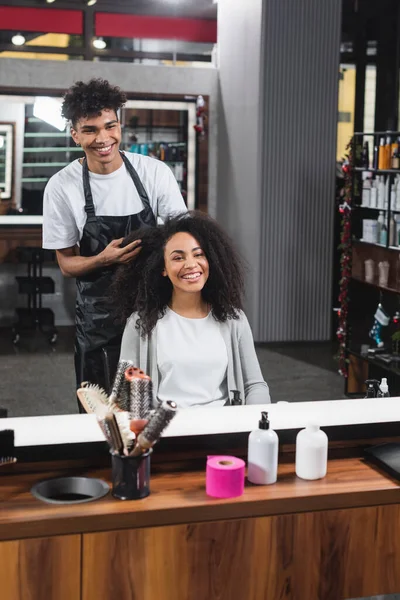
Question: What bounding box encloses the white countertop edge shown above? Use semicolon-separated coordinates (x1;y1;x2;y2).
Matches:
0;216;43;225
3;398;400;448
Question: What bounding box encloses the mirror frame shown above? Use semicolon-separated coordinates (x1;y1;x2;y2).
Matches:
0;121;15;203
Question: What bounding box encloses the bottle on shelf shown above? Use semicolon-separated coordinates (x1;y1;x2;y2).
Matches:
389;213;397;246
385;134;392;169
373;143;379;169
370;178;378;208
377;176;385;209
391;137;399;164
384;176;390;210
391;177;397;212
362;174;371;207
379;212;388;245
377;377;390;398
392;145;400;170
378;137;386;170
361;141;370;169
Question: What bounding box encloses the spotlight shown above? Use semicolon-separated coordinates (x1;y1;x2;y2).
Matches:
87;0;97;6
93;37;106;50
46;0;56;4
11;33;26;46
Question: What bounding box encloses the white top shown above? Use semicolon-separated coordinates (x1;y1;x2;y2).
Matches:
156;308;229;408
42;152;185;249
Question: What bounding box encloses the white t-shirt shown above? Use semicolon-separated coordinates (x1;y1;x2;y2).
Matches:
156;308;229;408
42;152;186;249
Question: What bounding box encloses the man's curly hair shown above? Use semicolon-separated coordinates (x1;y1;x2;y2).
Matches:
61;78;126;127
110;211;245;338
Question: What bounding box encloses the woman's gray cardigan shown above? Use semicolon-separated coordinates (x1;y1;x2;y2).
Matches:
120;310;270;405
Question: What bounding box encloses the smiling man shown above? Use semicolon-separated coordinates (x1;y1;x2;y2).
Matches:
42;78;186;404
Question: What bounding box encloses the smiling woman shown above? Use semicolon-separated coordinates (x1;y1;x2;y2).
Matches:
110;211;271;407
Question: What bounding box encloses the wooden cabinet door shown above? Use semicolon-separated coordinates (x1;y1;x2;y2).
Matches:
82;505;400;600
1;534;81;600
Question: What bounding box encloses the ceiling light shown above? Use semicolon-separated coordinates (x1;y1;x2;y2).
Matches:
11;33;26;46
93;37;106;50
33;97;66;132
46;0;56;4
87;0;97;6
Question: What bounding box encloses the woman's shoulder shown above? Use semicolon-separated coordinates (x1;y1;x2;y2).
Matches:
223;310;249;332
125;312;140;329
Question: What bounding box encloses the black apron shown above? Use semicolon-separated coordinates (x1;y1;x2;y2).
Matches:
74;152;156;399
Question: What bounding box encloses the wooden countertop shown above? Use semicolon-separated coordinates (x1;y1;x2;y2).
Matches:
1;457;400;541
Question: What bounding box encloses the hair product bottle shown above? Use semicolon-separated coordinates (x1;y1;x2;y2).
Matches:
247;412;279;485
378;137;386;170
295;424;328;480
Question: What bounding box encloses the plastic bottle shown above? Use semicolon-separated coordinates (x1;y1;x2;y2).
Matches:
295;424;328;480
377;176;385;209
247;412;279;485
377;378;390;398
362;176;371;207
379;213;388;245
370;179;378;208
377;211;385;243
390;214;397;247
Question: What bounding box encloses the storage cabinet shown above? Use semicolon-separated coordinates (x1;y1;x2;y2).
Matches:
1;534;81;600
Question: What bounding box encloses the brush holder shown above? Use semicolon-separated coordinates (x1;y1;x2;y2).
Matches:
111;449;151;500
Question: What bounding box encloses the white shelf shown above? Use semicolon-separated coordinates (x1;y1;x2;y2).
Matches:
23;162;69;168
24;147;81;153
21;177;49;183
0;215;43;225
25;133;69;138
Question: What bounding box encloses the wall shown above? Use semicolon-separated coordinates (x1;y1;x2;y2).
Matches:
217;0;342;342
0;58;218;326
216;0;264;331
0;100;24;208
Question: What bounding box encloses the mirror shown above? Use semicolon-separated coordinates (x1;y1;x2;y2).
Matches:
0;122;14;203
0;86;346;418
0;0;376;421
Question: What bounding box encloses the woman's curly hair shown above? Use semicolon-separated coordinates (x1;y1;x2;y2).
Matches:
110;211;245;338
61;78;126;127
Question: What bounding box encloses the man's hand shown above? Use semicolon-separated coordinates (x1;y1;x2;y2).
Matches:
56;238;142;278
100;238;142;267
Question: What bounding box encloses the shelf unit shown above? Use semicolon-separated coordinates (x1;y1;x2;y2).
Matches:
346;131;400;395
12;247;58;345
21;105;84;215
121;99;197;209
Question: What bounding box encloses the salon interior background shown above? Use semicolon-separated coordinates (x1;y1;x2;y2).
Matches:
0;0;399;344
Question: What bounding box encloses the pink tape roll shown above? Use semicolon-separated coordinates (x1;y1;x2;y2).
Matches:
206;455;245;498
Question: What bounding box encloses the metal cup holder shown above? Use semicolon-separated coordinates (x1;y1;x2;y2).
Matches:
31;476;109;505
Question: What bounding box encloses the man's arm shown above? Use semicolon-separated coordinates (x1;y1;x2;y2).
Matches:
56;238;142;278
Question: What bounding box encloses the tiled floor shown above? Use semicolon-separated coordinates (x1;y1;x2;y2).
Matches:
0;327;347;417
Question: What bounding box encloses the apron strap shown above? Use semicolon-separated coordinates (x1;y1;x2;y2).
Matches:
82;152;152;219
82;158;96;219
120;152;152;212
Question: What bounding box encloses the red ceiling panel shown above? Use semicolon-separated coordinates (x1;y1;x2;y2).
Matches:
96;13;217;43
0;7;83;35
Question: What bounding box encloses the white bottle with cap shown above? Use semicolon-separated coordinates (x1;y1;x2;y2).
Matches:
295;423;328;480
377;377;390;398
247;411;279;485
